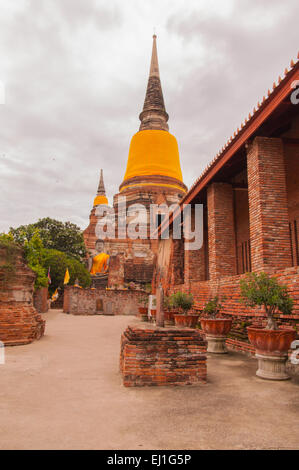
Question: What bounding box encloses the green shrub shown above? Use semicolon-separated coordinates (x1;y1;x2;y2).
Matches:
240;272;293;330
203;296;223;318
170;291;194;314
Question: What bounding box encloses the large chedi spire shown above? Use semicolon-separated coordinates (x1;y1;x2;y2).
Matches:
97;169;106;196
119;35;187;195
93;169;108;206
139;35;169;132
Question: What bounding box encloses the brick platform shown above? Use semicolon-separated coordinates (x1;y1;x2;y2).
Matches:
120;324;207;387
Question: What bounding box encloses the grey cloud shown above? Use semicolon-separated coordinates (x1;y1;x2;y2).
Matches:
0;0;298;232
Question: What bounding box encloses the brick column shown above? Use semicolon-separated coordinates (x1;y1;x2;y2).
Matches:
247;137;292;272
207;183;236;279
184;205;206;284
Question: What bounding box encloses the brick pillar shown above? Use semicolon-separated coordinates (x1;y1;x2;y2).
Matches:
247;137;292;272
207;183;236;279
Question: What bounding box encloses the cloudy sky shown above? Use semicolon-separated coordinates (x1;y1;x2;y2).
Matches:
0;0;298;232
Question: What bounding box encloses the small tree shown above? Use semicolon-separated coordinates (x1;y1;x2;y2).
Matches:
240;272;293;330
203;296;223;319
170;291;194;314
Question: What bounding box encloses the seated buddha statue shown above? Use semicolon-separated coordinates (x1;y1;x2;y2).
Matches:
90;252;110;275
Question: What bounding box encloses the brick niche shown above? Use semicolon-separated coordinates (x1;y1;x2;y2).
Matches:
120;324;207;387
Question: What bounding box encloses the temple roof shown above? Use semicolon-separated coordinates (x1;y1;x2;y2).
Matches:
157;51;299;236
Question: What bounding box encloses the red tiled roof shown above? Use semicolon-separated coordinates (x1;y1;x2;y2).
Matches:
159;52;299;236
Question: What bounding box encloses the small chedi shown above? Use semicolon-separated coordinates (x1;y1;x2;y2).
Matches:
0;242;45;346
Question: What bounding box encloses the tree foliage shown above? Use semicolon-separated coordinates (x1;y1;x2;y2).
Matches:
1;229;91;293
41;249;91;293
24;231;48;288
10;217;86;261
240;272;293;330
0;233;19;286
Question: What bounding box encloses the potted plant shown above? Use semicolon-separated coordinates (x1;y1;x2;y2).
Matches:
163;296;175;325
240;272;296;380
200;296;232;353
138;295;148;321
171;292;198;328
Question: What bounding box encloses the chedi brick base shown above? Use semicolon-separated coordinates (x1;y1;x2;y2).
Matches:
120;325;207;387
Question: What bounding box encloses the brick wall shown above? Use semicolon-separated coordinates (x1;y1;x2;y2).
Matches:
64;286;147;316
120;325;207;386
207;183;236;279
285;141;299;267
247;137;292;272
168;267;299;355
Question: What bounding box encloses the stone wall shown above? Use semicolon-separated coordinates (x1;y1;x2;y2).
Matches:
0;246;46;346
63;285;147;316
120;324;207;387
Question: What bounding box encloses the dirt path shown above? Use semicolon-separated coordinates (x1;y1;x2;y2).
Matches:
0;310;298;450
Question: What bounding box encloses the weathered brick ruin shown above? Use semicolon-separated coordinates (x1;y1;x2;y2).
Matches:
63;285;147;316
0;245;45;346
33;287;49;314
155;58;299;355
120;325;207;387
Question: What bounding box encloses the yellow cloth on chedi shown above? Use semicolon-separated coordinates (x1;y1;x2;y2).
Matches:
123;130;183;182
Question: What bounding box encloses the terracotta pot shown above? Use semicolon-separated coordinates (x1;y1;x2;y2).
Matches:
174;314;199;328
138;306;148;322
138;307;147;315
200;318;232;336
164;310;175;324
247;327;296;355
200;318;232;354
247;327;296;381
